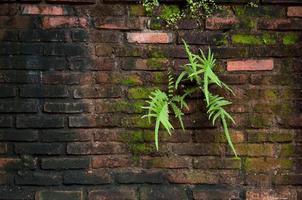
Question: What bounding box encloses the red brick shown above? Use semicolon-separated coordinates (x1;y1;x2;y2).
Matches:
246;189;296;200
227;59;274;71
193;189;240;200
258;18;302;30
127;32;173;44
22;5;66;16
142;156;191;169
206;17;239;30
0;158;20;169
288;7;302;17
92;155;134;168
42;17;88;29
95;17;145;30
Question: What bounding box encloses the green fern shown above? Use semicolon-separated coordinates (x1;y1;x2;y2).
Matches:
142;41;239;159
142;70;187;150
178;40;239;159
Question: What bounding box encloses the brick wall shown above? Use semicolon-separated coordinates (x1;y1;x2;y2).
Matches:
0;0;301;200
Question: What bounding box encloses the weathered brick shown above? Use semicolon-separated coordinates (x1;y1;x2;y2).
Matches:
178;31;227;45
171;143;223;156
139;186;188;200
16;115;64;128
42;16;88;29
95;17;145;30
206;17;239;30
90;30;122;43
44;102;92;113
0;30;18;41
20;85;68;98
0;16;37;29
0;143;7;154
44;44;89;56
72;29;88;42
40;129;92;142
0;116;13;127
63;169;112;185
227;59;274;71
0;187;34;200
15;143;64;155
89;188;137;200
244;158;293;172
35;191;83;200
73;86;121;98
0;100;38;113
95;43;113;56
16;172;61;186
0;4;18;16
246;189;297;200
232;144;275;157
22;5;68;16
122;58;170;71
0;130;38;141
193;189;240;200
0;56;67;70
115;170;164;184
193;157;241;169
69;114;120;128
288;6;302;17
258;18;302;30
127;32;173;44
20;30;70;42
41;157;90;169
42;72;92;85
143;156;191;169
92;155;134;168
67;142;126;155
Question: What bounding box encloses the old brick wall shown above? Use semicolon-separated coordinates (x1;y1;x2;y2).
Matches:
0;0;301;199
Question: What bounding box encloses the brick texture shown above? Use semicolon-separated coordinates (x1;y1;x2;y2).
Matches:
0;1;301;200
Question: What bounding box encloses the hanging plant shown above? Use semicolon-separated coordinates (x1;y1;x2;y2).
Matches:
142;40;239;159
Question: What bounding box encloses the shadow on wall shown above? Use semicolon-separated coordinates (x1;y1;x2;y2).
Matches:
0;2;302;200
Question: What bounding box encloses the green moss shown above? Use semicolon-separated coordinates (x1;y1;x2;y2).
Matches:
146;58;168;70
120;74;142;86
214;34;229;46
232;34;262;45
283;33;299;45
130;5;146;16
232;34;276;45
129;143;155;155
128;87;158;99
160;5;181;25
280;144;295;157
263;89;278;100
149;48;167;58
262;33;276;45
150;19;162;30
153;72;165;83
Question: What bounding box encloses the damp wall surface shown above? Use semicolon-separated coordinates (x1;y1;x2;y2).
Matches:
0;0;301;199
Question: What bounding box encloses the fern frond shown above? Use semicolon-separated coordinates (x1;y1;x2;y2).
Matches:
141;89;173;150
206;92;238;159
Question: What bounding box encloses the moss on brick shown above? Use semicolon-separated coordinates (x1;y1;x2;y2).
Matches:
129;5;145;16
232;34;276;45
128;87;158;99
283;33;299;45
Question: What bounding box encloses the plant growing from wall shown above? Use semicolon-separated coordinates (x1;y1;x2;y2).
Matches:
142;41;239;159
142;0;259;26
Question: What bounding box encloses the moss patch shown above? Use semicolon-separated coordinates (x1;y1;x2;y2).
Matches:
283;33;299;45
232;34;276;45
